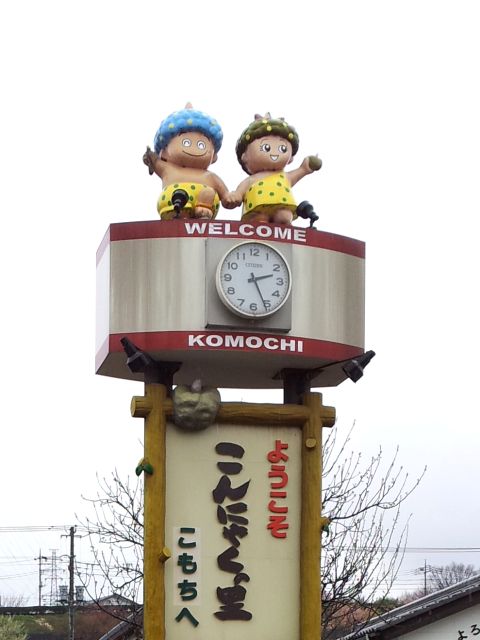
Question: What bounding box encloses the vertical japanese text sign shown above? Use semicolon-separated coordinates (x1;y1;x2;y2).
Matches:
166;423;301;640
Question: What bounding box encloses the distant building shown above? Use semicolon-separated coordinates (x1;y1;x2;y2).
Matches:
57;585;68;604
340;574;480;639
94;594;137;608
75;586;85;603
56;584;84;605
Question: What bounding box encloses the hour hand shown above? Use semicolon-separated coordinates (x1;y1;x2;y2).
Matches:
247;273;273;283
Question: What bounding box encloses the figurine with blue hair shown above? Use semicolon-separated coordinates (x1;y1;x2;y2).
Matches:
143;104;233;219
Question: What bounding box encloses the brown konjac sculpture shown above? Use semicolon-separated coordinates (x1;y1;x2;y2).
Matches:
173;380;221;431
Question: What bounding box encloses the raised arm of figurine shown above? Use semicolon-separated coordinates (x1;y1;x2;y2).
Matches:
143;146;165;177
287;155;322;187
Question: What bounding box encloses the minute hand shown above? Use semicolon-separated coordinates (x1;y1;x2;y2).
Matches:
248;272;270;311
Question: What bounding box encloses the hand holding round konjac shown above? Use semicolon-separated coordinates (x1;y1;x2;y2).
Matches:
144;103;231;220
307;155;322;172
229;113;322;226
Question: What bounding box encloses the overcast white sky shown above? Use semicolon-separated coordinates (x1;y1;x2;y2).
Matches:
1;0;479;604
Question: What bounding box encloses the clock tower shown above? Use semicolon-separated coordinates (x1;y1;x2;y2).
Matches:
96;108;372;640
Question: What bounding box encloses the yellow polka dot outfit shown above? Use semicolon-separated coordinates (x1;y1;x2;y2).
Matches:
242;173;297;218
157;182;220;220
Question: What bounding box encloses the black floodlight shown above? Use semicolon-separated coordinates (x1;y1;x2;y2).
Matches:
342;350;376;383
120;337;155;374
296;200;319;228
120;336;182;386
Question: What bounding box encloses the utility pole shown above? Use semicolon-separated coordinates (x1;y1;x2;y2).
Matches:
35;550;48;606
68;526;75;640
417;560;429;596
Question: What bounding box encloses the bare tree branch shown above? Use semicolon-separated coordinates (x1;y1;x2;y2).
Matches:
75;471;143;626
321;426;426;638
77;426;424;638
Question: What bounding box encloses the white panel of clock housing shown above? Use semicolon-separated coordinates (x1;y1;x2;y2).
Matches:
96;220;365;389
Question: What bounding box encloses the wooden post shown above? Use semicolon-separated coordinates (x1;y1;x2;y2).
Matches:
131;383;170;640
300;392;335;640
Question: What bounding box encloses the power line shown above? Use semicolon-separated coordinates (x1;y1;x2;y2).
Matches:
324;547;480;553
2;525;477;553
0;572;37;579
0;526;73;533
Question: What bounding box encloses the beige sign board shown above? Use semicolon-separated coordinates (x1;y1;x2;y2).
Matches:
165;422;302;640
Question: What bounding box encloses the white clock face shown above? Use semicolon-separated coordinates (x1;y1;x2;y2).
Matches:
216;241;292;318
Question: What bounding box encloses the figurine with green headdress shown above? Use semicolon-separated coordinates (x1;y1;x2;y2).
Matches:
143;104;233;220
225;113;322;225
